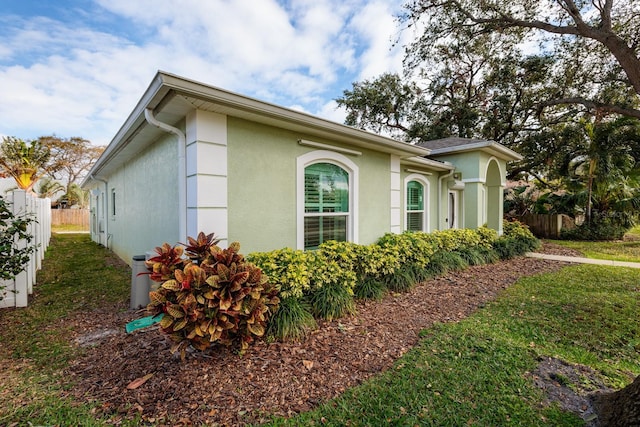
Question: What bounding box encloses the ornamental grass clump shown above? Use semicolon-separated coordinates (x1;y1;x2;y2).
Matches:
265;296;316;341
146;232;280;358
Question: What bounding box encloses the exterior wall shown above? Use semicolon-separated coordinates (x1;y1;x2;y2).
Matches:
226;117;391;253
93;132;181;264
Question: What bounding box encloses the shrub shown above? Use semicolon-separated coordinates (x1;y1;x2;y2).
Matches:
308;282;356;320
500;219;540;255
146;232;280;357
382;265;416;292
455;247;487;266
476;246;500;264
475;226;499;248
424;251;468;276
248;248;312;299
561;221;628;241
492;237;518;260
0;195;36;301
376;232;437;274
266;296;316;341
352;243;399;281
432;228;483;252
309;241;359;292
354;275;387;300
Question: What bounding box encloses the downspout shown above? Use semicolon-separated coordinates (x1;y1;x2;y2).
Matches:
438;167;455;229
90;174;109;248
144;108;187;244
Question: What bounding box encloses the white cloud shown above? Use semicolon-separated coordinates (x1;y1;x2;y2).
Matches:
0;0;409;145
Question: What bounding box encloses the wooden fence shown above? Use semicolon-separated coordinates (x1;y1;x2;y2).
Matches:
520;213;575;239
51;208;90;227
0;190;51;308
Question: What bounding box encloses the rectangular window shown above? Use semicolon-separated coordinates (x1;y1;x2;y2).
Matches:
111;188;116;217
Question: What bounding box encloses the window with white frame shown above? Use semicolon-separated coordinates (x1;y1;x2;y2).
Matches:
297;150;358;250
404;174;429;232
406;180;424;232
304;162;349;249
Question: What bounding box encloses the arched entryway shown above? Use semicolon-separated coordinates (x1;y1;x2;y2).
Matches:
486;159;503;233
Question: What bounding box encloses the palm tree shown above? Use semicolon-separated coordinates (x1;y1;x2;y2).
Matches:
63;184;90;208
36;177;65;199
0;137;51;194
565;117;640;227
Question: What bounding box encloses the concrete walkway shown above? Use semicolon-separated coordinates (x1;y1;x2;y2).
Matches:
526;252;640;269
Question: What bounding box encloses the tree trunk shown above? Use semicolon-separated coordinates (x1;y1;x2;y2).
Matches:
591;375;640;426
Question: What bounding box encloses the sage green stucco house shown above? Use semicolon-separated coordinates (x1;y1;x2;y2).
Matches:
82;71;522;264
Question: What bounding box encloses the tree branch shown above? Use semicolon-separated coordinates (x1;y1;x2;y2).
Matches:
538;98;640;120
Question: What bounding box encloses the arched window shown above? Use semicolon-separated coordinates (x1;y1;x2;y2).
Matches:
406;180;424;232
404;174;430;232
304;162;349;249
297;150;358;250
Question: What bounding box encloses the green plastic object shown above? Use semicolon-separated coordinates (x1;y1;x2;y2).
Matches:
125;314;163;333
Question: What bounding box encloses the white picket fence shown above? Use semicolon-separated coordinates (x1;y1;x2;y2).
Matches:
0;190;51;308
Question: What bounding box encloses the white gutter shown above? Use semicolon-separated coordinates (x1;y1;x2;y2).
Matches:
90;174;109;248
144;108;187;243
438;166;455;229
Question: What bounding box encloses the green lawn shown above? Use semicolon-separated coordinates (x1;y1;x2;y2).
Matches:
1;234;638;426
548;226;640;263
266;264;640;426
0;234;132;426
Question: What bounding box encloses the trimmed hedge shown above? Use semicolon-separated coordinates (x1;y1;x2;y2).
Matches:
249;221;538;341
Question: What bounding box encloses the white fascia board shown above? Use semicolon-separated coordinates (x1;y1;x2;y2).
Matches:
402;156;455;172
429;141;523;161
157;71;432;158
83;70;433;188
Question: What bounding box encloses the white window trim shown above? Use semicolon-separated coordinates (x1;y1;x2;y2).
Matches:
403;174;430;232
297;150;359;250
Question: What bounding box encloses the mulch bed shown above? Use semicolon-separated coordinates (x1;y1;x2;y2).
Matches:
64;253;571;426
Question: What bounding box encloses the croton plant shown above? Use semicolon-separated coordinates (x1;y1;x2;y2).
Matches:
146;232;280;357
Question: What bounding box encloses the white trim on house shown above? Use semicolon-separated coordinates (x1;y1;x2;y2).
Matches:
403;173;431;233
462;178;485;184
296;150;359;250
485;156;508;186
390;155;401;234
480;186;487;225
186;110;229;246
405;169;433;176
427;139;523;161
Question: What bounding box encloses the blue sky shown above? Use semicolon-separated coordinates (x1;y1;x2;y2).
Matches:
0;0;413;146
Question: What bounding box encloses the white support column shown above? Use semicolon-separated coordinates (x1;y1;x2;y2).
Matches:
186;110;229;247
390;155;401;233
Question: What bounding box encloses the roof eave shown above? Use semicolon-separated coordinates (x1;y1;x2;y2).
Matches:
402;156;455;172
83;71;431;187
428;141;523;161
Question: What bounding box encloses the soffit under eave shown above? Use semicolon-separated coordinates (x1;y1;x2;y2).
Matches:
85;74;431;183
429;145;522;162
172;93;429;158
401;156;454;172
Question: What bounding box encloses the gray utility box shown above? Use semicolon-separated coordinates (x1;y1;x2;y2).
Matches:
130;255;151;309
